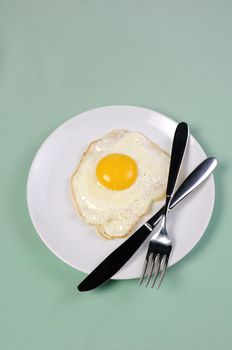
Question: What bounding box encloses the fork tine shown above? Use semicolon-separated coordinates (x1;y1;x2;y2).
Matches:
139;252;153;285
145;253;155;287
151;254;160;288
139;255;149;286
157;255;168;289
144;253;154;287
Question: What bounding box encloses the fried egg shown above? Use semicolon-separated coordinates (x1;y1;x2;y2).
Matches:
71;130;170;239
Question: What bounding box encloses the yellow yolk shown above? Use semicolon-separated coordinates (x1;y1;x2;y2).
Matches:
96;153;138;190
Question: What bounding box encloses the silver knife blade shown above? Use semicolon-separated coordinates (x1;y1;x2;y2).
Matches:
78;157;217;292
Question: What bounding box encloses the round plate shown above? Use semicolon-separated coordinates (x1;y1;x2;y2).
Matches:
27;106;215;279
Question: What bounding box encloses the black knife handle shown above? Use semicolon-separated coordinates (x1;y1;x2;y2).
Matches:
166;122;189;197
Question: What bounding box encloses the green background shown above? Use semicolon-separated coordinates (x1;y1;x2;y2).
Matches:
0;1;231;349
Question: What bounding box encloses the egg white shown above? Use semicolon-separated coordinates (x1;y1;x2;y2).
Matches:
71;130;170;239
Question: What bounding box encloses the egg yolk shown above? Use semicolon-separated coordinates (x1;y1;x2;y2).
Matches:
96;153;138;190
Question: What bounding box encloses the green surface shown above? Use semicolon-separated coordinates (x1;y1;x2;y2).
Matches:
0;1;231;349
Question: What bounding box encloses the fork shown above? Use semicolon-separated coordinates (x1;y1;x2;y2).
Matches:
140;122;189;288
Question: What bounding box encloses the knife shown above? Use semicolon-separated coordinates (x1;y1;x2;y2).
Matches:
78;157;217;292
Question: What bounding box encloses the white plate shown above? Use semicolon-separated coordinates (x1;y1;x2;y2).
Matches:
27;105;215;279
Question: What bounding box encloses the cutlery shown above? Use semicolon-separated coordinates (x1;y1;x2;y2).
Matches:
139;122;189;288
78;157;217;292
